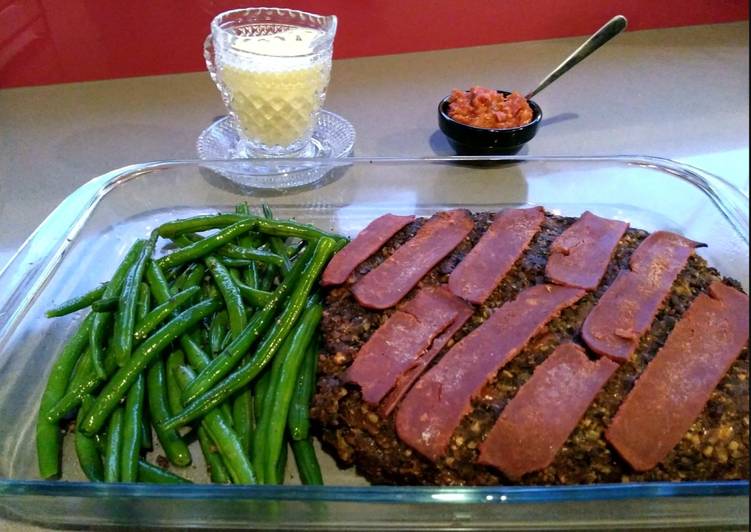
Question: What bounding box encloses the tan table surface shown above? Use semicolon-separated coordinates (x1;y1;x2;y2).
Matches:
0;21;748;531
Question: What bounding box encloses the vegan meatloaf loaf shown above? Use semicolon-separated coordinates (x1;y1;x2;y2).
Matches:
311;210;749;485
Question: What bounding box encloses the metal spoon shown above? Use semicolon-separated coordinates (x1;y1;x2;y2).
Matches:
525;15;628;100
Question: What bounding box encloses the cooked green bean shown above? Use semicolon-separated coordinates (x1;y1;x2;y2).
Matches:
137;460;192;484
162;238;335;431
165;350;186;417
37;313;93;479
120;374;145;482
209;311;229;356
146;358;191;467
75;396;104;482
197;426;230;484
140;402;153;451
133;286;200;342
218;244;285;269
113;238;154;366
157;219;258;270
288;337;319;441
80;297;222;436
46;284;107;318
206;256;246;336
91;296;119;312
232;387;253;456
227;269;273;308
291;438;322;485
156;213;343;244
276;439;288;485
265;300;322;484
262;204;293;274
174;365;256;484
171;263;197;294
104;407;124;482
91;240;147;378
136;282;150;322
179;246;314;405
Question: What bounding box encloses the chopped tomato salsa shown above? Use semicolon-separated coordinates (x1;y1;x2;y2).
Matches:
448;87;533;129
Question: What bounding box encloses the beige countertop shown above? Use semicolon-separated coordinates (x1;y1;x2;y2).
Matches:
0;21;748;530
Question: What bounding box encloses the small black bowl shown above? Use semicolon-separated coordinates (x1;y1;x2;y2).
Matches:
438;90;542;155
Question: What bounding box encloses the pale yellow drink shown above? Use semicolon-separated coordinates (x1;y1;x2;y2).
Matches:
217;27;332;151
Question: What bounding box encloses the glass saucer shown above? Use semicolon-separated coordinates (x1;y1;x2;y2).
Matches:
196;110;355;189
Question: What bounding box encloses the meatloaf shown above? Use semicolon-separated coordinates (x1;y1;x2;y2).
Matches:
311;210;749;485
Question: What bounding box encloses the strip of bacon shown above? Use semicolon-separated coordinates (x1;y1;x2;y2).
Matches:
395;284;585;462
345;286;471;404
321;214;416;286
352;210;474;310
582;231;699;363
379;302;473;417
448;207;545;304
477;343;618;479
546;211;628;291
605;282;749;472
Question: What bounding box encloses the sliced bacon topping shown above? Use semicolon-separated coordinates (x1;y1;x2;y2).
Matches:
477;343;618;479
352;210;474;309
395;284;585;461
448;207;545;304
546;211;628;291
345;286;472;404
582;231;699;362
379;302;473;417
606;282;749;472
321;214;416;286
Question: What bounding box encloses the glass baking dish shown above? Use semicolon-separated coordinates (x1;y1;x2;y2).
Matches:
0;156;747;530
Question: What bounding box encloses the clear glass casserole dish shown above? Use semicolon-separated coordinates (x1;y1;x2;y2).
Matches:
0;156;748;530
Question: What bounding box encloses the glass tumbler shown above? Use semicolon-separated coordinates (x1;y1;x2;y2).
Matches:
204;8;337;157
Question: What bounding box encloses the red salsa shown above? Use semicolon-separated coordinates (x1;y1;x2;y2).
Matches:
448;86;533;129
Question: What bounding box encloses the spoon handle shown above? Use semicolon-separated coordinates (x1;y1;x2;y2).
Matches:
525;15;628;100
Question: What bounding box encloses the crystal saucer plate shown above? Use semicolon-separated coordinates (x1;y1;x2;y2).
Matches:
196;110;355;189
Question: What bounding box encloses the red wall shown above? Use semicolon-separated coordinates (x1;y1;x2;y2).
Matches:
1;0;747;88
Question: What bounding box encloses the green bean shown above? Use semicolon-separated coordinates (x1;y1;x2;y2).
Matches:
245;262;259;289
79;297;222;436
209;311;229;356
140;403;153;452
252;342;285;484
104;407;124;482
171;263;197;294
156;213;343;245
227;269;273;308
291;438;322;485
162;238;335;431
276;439;288;485
133;286;201;342
46;284;107;318
66;346;92;396
165;351;186;417
137;460;192;484
174;365;256;484
235;204;260;289
265;300;322;484
218;244;285;269
136;282;150;322
206;256;246;336
112;238;154;366
262;204;293;274
45;351;116;424
259;266;276;291
91;296;119;312
36;313;93;479
120;374;145;482
146;358;191;467
90;240;147;378
288;337;319;441
253;368;273;423
75;396;104;482
232;388;253;456
157;219;258;270
179;246;314;405
145;261;213;373
197;426;230;484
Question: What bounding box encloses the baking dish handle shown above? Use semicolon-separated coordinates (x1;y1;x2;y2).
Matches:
0;163;147;349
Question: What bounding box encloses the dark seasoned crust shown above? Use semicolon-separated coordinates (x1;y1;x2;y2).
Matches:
311;211;749;486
